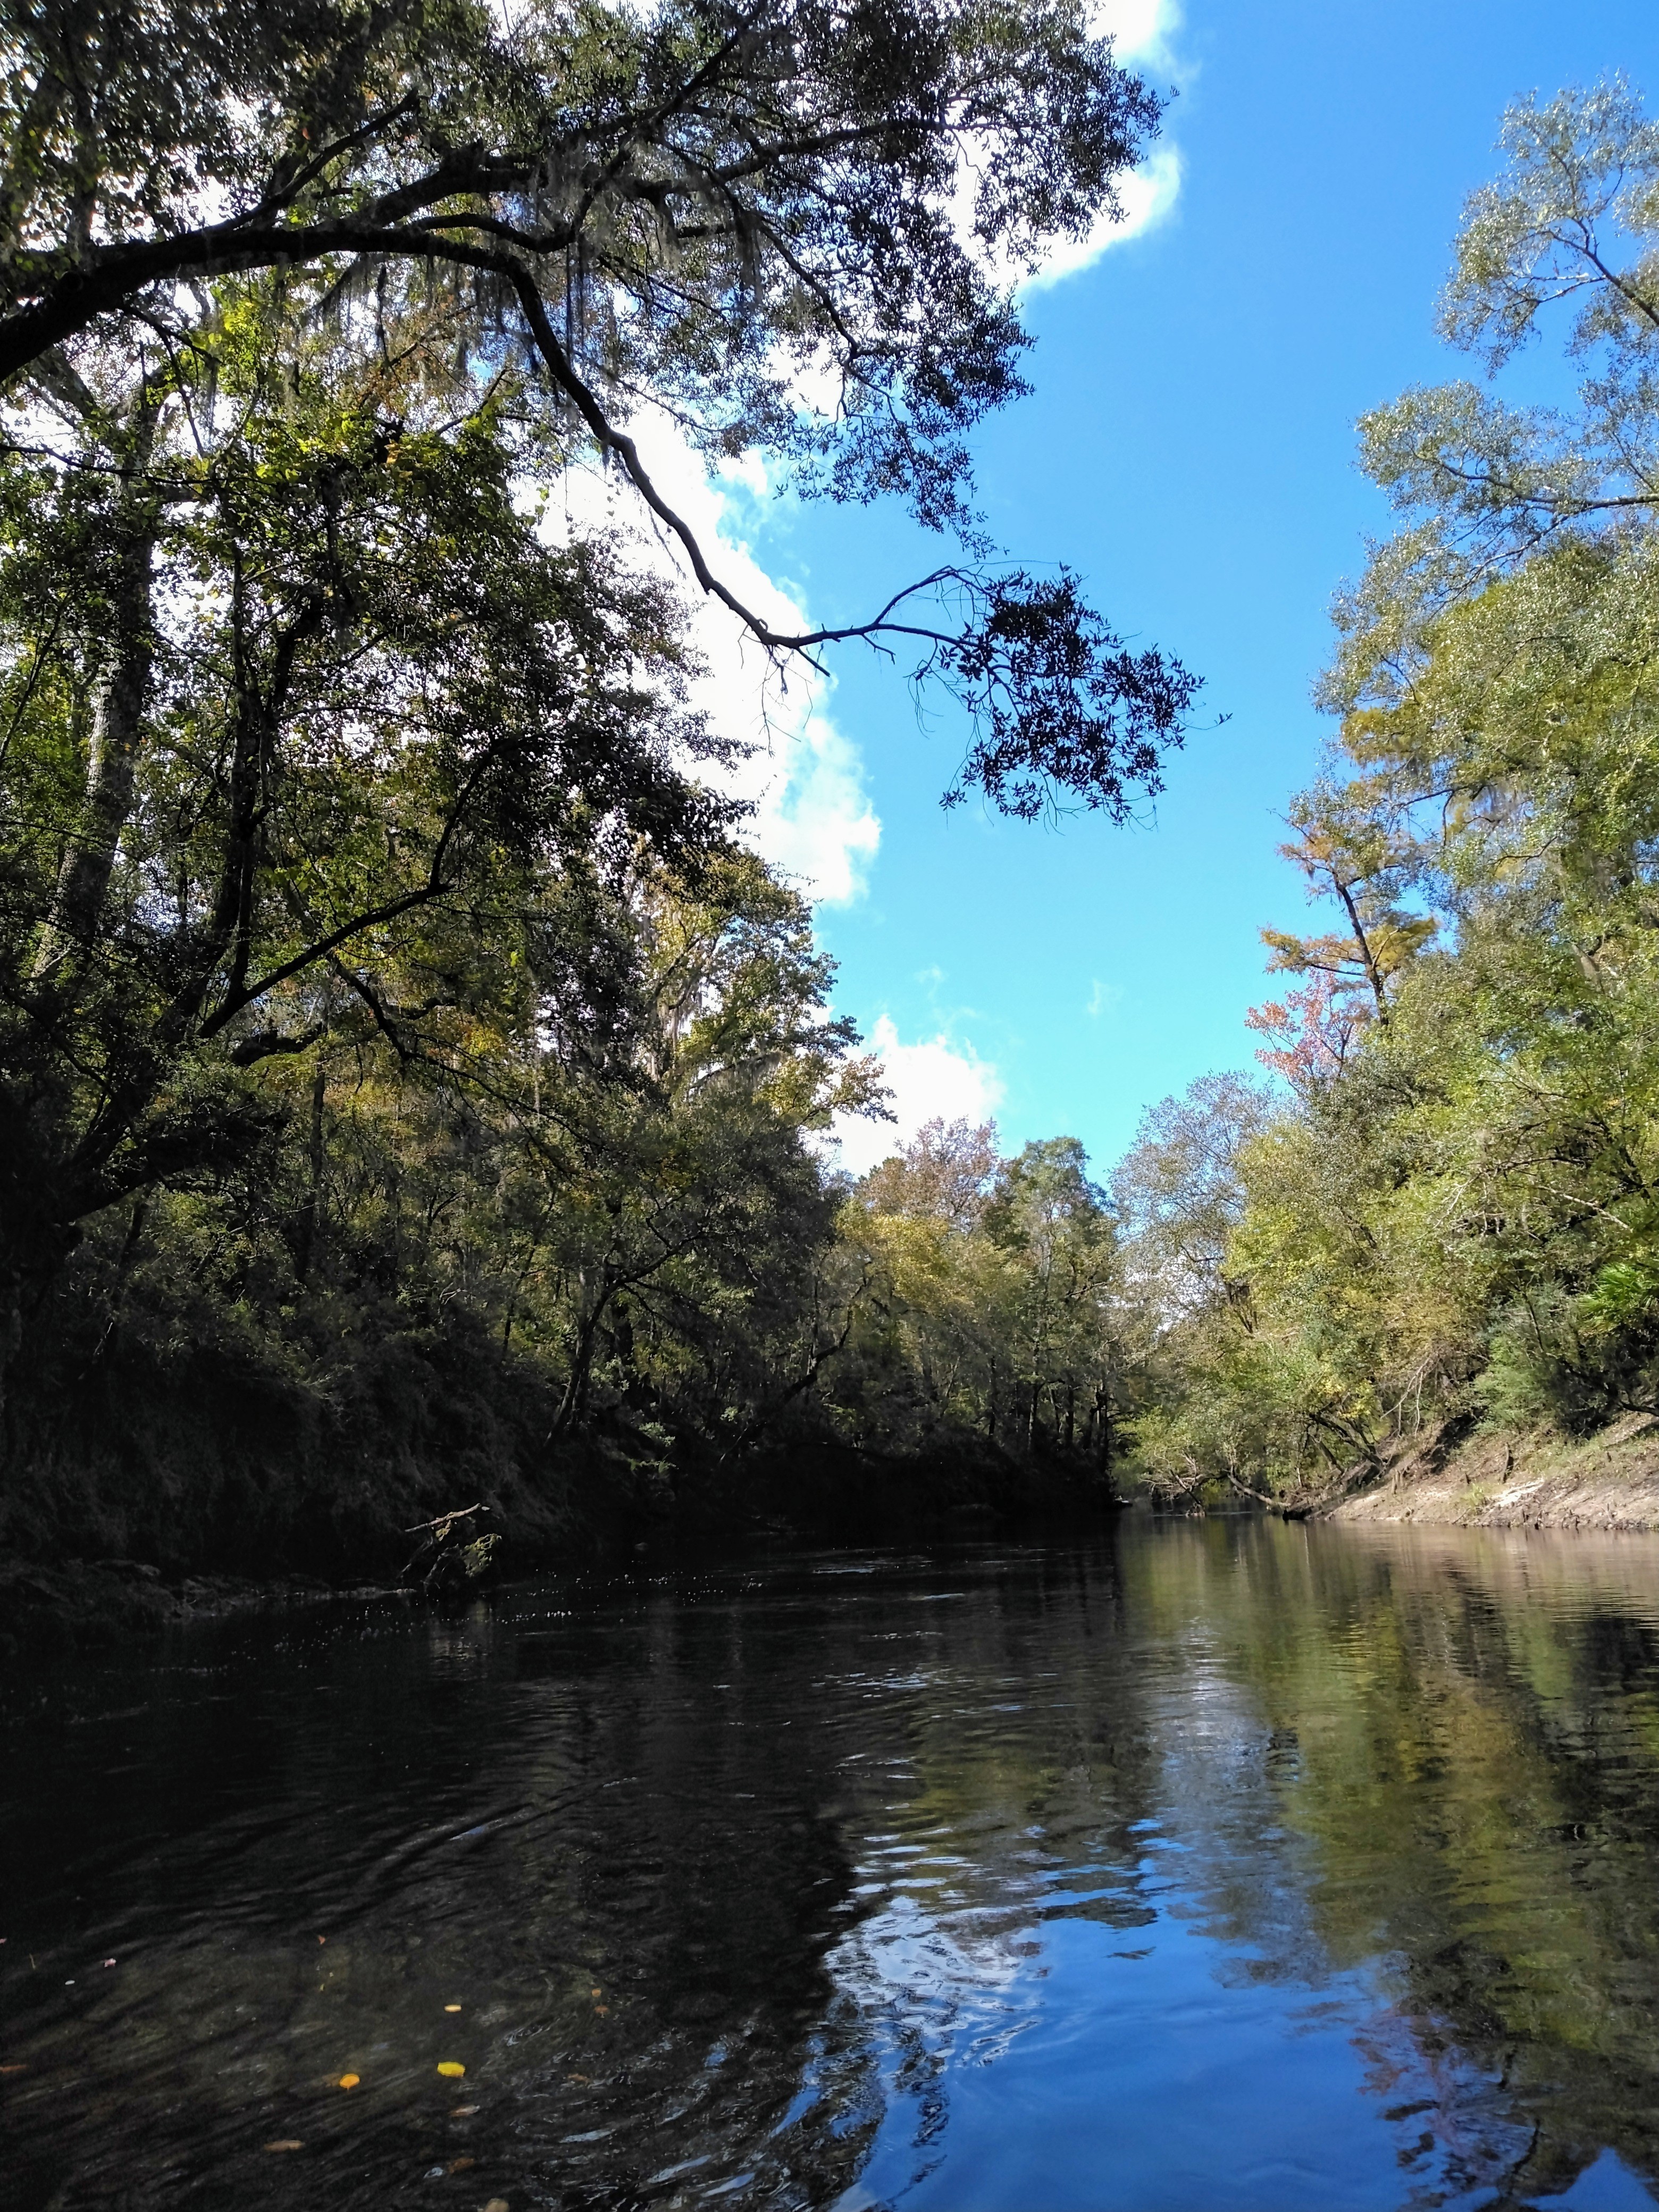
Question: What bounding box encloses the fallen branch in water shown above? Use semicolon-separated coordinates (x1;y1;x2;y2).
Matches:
402;1504;489;1537
400;1505;499;1592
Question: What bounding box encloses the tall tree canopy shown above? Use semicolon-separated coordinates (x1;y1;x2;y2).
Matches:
0;0;1197;806
0;0;1188;1561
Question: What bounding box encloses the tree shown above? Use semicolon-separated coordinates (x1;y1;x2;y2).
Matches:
1247;785;1436;1089
1112;1072;1272;1320
1132;79;1659;1495
834;1121;1130;1467
834;1118;1013;1448
1;0;1200;816
983;1135;1118;1452
1;0;1205;1555
1331;77;1659;694
0;313;743;1395
517;850;881;1449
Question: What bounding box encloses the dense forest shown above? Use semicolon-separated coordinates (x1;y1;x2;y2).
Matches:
6;5;1657;1595
0;0;1194;1584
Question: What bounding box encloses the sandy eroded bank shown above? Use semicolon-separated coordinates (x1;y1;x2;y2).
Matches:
1329;1413;1659;1532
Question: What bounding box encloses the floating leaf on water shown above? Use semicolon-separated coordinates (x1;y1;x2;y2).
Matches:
317;1936;326;1945
437;2060;466;2078
338;2073;360;2090
101;1958;116;1968
482;2200;510;2211
445;2003;463;2013
448;2155;475;2173
0;2065;29;2076
264;2140;304;2152
449;2104;478;2116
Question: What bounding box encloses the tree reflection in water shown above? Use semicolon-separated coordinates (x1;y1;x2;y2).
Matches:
2;1524;1658;2209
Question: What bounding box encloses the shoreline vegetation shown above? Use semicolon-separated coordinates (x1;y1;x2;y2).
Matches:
9;19;1659;1641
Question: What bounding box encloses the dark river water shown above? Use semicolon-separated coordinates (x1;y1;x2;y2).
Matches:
5;1519;1659;2211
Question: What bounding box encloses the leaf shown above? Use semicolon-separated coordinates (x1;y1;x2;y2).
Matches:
338;2073;360;2090
445;2003;463;2013
449;2103;479;2116
264;2140;304;2152
437;2060;466;2078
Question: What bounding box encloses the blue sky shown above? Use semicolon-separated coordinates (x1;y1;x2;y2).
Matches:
634;0;1659;1176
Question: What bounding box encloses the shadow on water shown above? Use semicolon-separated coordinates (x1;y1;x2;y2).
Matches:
2;1521;1658;2210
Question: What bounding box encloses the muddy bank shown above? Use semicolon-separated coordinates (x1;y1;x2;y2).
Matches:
1329;1412;1659;1532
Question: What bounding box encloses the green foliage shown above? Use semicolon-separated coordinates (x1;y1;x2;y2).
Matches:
0;2;1184;1566
0;0;1201;820
1;0;1158;516
1132;77;1659;1501
825;1117;1137;1480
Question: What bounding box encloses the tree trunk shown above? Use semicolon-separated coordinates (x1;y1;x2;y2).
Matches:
551;1285;614;1436
0;1197;79;1438
295;1062;326;1281
30;405;160;992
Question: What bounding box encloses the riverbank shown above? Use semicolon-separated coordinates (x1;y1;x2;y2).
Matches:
1328;1413;1659;1532
0;1556;412;1656
0;1435;1117;1653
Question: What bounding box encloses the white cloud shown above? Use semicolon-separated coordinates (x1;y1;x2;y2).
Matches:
830;1015;1006;1176
1086;978;1124;1018
1093;0;1179;65
1019;143;1183;293
746;715;880;906
963;0;1183;295
549;409;881;907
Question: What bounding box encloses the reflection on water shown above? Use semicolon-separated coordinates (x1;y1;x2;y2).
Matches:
3;1521;1659;2209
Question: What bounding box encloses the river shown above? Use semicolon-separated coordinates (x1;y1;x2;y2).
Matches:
4;1519;1659;2210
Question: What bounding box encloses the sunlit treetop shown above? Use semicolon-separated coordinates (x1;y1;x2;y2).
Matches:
1331;77;1659;713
